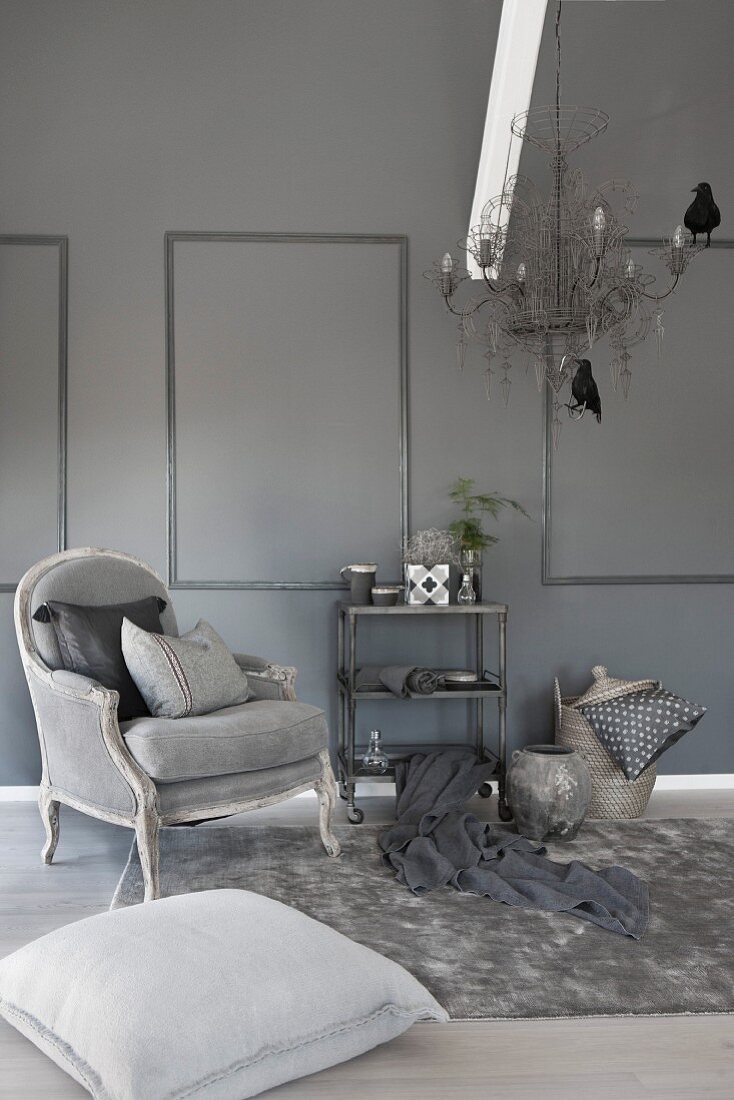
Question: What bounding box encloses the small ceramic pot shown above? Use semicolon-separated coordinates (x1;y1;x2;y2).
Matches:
371;586;402;607
507;744;591;841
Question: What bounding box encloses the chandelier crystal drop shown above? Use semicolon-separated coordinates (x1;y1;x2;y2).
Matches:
425;1;703;441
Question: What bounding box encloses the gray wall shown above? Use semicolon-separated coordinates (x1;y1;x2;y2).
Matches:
1;0;733;784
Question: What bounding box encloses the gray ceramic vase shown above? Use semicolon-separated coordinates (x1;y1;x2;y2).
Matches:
507;745;592;841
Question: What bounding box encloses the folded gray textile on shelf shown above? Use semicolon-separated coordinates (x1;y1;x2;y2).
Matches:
355;665;440;697
378;750;649;939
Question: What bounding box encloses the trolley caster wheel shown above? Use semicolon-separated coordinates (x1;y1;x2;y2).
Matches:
478;783;493;800
498;800;513;823
347;807;364;825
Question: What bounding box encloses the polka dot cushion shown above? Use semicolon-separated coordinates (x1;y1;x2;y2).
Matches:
580;688;707;781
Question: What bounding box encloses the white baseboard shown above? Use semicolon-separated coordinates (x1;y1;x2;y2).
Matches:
1;776;733;802
0;786;39;801
350;775;734;796
653;774;734;791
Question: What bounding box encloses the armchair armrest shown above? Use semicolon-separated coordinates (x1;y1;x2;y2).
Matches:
25;660;155;819
233;654;298;702
50;669;112;697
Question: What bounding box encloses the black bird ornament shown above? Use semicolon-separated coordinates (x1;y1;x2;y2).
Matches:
684;182;720;247
569;358;602;423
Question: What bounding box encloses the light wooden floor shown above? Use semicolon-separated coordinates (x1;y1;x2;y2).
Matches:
1;790;733;1099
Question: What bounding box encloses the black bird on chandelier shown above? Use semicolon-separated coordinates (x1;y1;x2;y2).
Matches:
684;182;721;247
569;359;602;423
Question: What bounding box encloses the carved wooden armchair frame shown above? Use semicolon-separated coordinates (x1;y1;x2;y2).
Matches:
14;548;340;902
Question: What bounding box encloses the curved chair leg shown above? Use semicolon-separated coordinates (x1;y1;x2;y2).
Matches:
135;808;160;902
316;750;341;858
39;787;60;865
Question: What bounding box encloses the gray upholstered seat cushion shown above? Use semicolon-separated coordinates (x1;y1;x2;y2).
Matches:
155;755;323;817
0;889;447;1100
121;699;328;782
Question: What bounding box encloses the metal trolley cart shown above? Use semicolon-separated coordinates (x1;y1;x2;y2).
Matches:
336;601;509;823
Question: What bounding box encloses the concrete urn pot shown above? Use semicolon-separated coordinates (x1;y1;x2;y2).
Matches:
507;745;592;841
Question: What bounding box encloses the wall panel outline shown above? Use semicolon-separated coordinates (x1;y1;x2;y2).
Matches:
165;231;408;589
542;237;734;585
0;235;68;591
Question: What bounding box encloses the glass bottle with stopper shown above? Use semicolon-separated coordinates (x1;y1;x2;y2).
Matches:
457;572;477;605
361;730;390;774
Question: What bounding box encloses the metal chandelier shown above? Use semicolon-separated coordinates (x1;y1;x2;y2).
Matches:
426;1;703;446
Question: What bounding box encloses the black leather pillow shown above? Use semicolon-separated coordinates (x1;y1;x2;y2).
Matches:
34;597;166;720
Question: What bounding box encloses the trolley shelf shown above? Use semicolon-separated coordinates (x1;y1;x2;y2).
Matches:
337;601;510;824
338;601;508;615
337;672;501;700
339;743;499;780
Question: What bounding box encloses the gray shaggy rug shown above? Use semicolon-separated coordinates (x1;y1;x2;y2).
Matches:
111;818;734;1021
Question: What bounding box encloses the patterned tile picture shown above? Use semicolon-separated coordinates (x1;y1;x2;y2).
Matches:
405;564;450;606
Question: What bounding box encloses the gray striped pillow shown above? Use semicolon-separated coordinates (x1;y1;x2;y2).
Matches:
121;618;250;719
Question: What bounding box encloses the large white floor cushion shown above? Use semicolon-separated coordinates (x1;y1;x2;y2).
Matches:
120;699;328;781
0;889;447;1100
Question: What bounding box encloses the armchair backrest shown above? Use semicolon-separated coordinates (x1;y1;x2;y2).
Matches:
15;547;178;672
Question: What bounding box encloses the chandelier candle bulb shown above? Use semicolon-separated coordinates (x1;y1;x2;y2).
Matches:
670;225;687;274
441;252;454;294
624;255;636;280
592;206;606;254
479;217;493;266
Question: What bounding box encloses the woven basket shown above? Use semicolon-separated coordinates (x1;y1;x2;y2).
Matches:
554;665;659;819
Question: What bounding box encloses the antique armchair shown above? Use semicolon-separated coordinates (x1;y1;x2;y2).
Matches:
14;547;340;901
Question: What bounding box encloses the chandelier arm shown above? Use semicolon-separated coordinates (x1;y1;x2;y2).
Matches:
486;299;516;328
586;255;602;292
480;270;525;298
638;273;680;302
442;292;493;319
596;281;636;313
567;253;600;310
597;271;679;313
443;298;472;318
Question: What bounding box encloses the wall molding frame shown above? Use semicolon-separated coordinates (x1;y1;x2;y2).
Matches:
542;237;734;586
164;231;409;590
0;235;68;592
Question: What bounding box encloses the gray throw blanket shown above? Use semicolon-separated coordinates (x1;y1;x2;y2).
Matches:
355;665;440;697
379;751;649;938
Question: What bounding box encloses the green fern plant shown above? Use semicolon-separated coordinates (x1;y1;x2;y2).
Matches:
448;477;530;553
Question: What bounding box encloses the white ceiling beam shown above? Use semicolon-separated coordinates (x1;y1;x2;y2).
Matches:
467;0;547;279
467;0;666;279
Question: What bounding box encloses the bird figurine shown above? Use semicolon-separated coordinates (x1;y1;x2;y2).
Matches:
569;358;602;423
684;182;721;247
